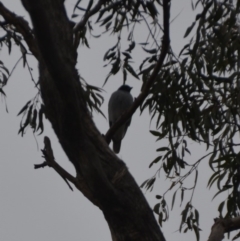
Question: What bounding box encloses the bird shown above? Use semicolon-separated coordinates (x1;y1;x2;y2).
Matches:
108;85;133;153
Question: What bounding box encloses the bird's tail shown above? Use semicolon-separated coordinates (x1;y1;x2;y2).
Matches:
113;141;121;154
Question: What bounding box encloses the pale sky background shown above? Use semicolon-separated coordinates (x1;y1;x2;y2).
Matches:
0;1;231;241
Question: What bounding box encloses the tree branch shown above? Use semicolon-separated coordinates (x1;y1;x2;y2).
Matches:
35;136;101;204
0;2;39;59
73;0;106;33
105;0;171;144
207;217;240;241
38;136;75;191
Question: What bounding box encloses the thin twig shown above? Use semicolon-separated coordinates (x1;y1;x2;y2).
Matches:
140;12;160;49
34;161;47;169
4;56;23;87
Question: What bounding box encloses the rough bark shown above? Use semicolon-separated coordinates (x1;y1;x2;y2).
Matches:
21;0;166;240
207;217;240;241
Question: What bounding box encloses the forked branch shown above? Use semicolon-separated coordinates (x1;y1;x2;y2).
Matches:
35;136;101;206
35;136;76;191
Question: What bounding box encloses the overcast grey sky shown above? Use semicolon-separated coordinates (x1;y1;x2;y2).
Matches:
0;1;228;241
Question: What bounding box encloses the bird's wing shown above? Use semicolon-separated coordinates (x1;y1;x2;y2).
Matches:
108;91;133;124
108;90;133;153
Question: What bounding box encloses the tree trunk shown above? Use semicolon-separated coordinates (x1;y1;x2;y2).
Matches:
21;0;166;240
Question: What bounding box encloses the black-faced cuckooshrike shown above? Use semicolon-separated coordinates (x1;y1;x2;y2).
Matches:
108;85;133;153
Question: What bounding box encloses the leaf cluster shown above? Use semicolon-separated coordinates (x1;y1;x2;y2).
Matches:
103;39;139;84
139;0;240;238
81;80;105;117
17;94;45;136
74;0;160;30
73;0;163;85
0;60;9;97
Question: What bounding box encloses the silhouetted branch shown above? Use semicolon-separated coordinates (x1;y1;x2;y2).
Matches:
207;217;240;241
73;0;106;33
34;161;47;169
0;2;39;59
35;136;76;191
105;0;171;144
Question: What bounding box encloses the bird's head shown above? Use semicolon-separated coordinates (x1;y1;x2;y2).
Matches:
118;85;132;92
